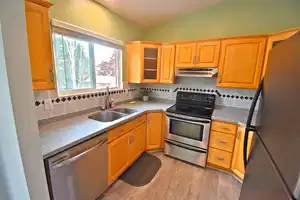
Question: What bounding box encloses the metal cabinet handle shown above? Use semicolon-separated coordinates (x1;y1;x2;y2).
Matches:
236;131;240;139
218;140;227;144
50;69;54;82
51;140;107;169
216;157;225;161
218;126;230;131
218;72;222;83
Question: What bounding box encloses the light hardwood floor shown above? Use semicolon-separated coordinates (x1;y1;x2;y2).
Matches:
103;152;242;200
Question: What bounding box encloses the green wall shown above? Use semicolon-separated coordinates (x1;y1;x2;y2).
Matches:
50;0;142;81
142;0;300;42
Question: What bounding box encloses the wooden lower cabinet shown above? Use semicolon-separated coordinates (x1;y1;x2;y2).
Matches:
129;123;147;164
231;126;254;180
146;112;163;150
108;132;130;183
208;147;232;169
108;122;148;183
208;121;255;181
108;112;164;183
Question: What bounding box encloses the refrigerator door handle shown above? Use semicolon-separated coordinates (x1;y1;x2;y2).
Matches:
243;78;264;168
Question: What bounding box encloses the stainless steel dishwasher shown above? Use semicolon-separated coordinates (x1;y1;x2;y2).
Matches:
46;133;108;200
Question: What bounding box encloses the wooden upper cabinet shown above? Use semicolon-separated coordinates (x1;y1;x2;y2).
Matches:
231;126;254;180
175;41;220;68
160;44;175;84
146;112;163;150
127;42;161;83
175;43;196;68
195;40;220;68
141;44;161;83
262;28;300;77
25;0;55;90
217;37;267;89
127;43;142;83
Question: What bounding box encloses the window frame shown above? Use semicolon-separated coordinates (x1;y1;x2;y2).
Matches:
51;19;123;97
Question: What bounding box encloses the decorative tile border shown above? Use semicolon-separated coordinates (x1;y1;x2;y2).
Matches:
34;88;138;107
141;87;254;101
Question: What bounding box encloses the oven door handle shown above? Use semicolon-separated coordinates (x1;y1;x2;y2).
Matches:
168;116;209;126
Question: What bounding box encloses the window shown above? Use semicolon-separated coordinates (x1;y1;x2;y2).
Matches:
52;21;122;96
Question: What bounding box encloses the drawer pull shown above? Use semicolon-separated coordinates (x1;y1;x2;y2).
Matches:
218;140;227;144
218;126;230;131
216;157;225;161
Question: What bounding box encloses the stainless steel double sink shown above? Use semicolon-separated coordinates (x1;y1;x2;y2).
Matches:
89;108;137;122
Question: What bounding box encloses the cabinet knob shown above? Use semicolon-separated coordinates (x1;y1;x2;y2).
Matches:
216;157;225;161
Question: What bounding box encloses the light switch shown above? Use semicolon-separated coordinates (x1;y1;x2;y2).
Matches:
44;99;53;110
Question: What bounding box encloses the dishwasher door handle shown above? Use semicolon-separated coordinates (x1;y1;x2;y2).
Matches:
51;140;107;169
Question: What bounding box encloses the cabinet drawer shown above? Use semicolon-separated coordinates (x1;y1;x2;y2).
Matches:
108;114;146;143
211;121;237;135
209;131;235;152
130;114;147;128
208;147;232;169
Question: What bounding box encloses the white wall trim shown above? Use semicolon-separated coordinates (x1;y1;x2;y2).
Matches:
51;19;124;46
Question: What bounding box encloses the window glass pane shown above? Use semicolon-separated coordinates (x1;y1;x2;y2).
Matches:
63;36;93;90
94;44;118;89
54;33;93;91
54;34;67;91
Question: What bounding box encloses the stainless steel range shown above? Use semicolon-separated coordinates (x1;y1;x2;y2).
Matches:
164;92;215;167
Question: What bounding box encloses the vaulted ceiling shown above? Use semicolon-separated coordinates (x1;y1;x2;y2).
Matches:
94;0;224;27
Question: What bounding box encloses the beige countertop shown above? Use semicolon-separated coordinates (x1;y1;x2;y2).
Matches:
212;105;257;126
39;99;174;159
40;99;256;159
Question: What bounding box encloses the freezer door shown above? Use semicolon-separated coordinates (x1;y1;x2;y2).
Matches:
257;32;300;198
239;138;290;200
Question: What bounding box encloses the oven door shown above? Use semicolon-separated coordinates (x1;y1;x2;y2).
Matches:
166;113;211;149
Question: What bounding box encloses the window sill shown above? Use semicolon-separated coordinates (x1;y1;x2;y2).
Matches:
58;87;123;97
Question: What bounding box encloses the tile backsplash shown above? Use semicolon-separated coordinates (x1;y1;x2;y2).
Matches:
34;83;139;120
34;78;258;121
138;77;258;109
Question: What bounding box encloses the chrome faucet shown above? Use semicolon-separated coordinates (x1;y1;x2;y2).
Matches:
105;86;113;109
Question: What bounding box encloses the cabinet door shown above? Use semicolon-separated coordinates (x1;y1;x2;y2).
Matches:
146;112;163;150
262;29;299;77
108;132;130;183
231;127;253;180
141;44;161;83
217;37;266;89
127;43;142;83
175;43;196;68
160;44;175;84
129;123;147;164
195;41;220;68
25;0;55;90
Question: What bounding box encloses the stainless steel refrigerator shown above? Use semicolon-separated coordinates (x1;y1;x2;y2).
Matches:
239;33;300;200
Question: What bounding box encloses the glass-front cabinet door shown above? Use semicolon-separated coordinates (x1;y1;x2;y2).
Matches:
141;44;161;83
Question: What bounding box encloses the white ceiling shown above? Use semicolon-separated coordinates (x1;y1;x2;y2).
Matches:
94;0;224;27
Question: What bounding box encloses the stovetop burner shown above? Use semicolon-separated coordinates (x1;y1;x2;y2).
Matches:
166;105;213;119
166;92;216;119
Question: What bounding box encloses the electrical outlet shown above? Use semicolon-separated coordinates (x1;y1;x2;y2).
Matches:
44;99;53;110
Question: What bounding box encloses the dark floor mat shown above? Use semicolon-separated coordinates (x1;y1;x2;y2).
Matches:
120;152;162;187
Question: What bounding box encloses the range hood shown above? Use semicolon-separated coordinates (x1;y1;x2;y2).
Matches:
175;68;218;78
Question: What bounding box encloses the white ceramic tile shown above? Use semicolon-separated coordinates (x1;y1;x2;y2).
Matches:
34;90;58;100
50;102;67;117
36;106;51;120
